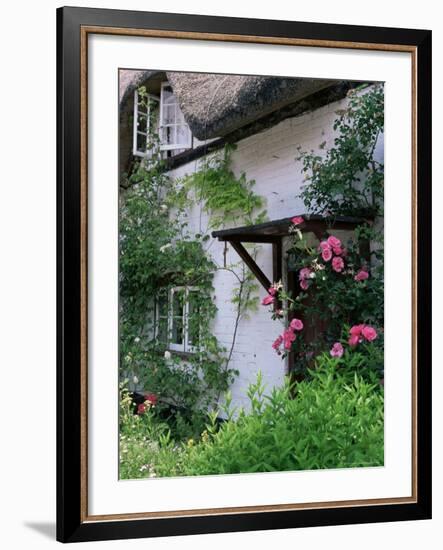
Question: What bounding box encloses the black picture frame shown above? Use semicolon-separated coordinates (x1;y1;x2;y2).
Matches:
57;6;432;543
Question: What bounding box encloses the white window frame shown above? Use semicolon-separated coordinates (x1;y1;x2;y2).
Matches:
159;82;193;151
132;89;160;157
156;286;199;353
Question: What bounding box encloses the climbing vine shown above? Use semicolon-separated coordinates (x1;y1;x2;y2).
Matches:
297;84;384;217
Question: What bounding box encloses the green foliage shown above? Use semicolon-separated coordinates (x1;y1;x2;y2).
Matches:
120;360;384;479
297;84;384;217
176;364;383;475
120;153;233;415
181;144;267;229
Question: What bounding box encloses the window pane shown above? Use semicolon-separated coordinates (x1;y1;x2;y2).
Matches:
157;317;168;344
161;85;174;103
157;293;168;317
137;111;148;128
187;291;200;347
176;106;186;124
147;100;159;133
171;316;184;345
171;290;185;346
161;125;176;146
136;132;147;153
162;104;176;125
176;124;190;146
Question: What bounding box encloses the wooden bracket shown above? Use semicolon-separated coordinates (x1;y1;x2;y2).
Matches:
230;241;271;291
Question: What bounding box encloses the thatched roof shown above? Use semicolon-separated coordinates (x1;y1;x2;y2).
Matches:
119;70;335;141
166;72;333;140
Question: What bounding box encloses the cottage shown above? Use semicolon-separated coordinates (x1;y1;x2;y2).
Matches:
119;70;383;411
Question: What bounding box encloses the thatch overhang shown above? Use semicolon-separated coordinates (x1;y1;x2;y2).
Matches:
166;73;334;141
119;70;358;176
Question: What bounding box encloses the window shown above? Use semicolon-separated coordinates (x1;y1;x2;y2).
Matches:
132;89;160;157
133;83;192;158
156;287;200;353
159;83;192;151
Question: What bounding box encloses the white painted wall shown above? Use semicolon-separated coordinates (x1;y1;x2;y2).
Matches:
167;89;384;411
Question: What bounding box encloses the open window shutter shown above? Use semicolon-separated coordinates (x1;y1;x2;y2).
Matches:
133;90;160;157
159;83;192;151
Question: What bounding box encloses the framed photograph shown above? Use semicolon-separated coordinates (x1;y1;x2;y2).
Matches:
57;6;432;543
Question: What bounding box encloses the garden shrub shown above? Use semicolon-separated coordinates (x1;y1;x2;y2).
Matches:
143;358;384;478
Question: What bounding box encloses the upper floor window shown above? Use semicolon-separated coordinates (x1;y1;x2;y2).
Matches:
133;83;192;158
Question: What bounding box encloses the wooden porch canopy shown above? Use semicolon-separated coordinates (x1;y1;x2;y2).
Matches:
212;215;370;292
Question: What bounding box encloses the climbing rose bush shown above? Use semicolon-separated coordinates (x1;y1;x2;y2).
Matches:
261;218;384;377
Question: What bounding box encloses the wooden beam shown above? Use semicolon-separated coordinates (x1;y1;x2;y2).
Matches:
272;241;282;284
217;235;279;244
272;241;283;310
229;241;271;292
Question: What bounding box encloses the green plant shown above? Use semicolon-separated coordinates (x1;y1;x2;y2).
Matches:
151;362;383;477
120;152;233;416
297;84;384;217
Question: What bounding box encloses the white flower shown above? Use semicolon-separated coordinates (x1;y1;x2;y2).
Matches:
132;375;139;385
309;272;316;279
160;204;168;212
134;337;140;343
164;350;171;360
159;243;172;253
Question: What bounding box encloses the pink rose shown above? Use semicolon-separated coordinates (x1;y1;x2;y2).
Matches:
350;324;365;336
354;269;369;282
272;335;283;351
362;326;377;341
137;403;146;415
330;342;344;358
327;235;341;249
332;256;345;273
291;216;304;225
268;286;277;296
283;328;296;350
333;246;344;256
261;295;275;306
319;241;331;251
290;318;304;331
348;335;360;347
322;247;333;262
300;279;309;291
299;267;312;280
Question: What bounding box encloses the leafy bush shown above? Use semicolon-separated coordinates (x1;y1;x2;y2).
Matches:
176;366;383;476
123;358;384;479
